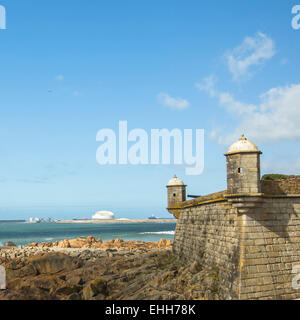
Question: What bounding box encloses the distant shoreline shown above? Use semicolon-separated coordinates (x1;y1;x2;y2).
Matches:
0;220;26;223
55;219;176;224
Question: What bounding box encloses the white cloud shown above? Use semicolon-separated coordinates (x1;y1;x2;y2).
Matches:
158;93;190;110
226;32;275;81
195;75;217;98
196;76;300;145
56;75;64;81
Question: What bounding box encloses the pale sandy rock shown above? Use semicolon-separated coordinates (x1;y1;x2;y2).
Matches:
58;240;71;248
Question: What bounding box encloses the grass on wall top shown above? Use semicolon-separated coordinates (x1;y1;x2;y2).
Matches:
262;174;289;181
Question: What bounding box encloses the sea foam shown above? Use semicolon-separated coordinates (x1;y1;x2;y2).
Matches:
139;231;175;235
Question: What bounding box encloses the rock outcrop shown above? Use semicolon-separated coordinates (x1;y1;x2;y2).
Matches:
0;239;221;300
27;237;172;250
4;242;16;247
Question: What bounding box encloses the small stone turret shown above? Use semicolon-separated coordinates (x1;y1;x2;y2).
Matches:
166;175;186;218
225;134;262;194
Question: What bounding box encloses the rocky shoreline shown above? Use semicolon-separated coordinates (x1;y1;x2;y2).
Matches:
0;237;221;300
26;236;173;250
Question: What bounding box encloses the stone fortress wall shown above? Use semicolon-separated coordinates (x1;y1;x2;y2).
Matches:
237;195;300;299
167;135;300;300
173;198;241;299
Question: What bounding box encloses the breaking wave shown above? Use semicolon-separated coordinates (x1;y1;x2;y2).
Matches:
139;231;175;235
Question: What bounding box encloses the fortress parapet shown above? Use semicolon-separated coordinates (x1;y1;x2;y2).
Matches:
167;135;300;300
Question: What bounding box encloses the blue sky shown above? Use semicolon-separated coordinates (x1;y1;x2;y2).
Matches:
0;0;300;220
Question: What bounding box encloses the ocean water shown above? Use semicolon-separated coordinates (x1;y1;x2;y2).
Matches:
0;222;176;246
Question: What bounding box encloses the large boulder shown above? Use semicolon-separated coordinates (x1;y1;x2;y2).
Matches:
82;278;107;300
27;242;38;247
86;236;97;244
67;237;97;248
38;242;52;248
4;242;16;247
28;253;82;274
57;240;70;248
66;275;84;286
68;238;88;248
6;263;38;280
157;239;172;249
55;284;81;296
91;240;103;248
67;293;82;300
113;239;124;247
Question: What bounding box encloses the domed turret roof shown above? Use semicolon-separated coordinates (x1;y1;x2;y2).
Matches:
167;175;185;187
225;134;261;155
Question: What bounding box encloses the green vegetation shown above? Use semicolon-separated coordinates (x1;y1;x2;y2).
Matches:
262;174;289;181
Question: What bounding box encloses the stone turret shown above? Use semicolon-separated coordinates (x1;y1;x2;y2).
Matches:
170;135;300;300
224;134;262;194
167;175;186;218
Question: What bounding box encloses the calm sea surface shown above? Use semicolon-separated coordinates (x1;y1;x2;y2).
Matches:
0;222;176;246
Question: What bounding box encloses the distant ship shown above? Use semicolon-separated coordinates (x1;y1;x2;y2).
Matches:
148;215;159;220
148;215;175;220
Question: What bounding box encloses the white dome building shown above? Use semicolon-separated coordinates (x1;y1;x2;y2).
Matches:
92;211;115;220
